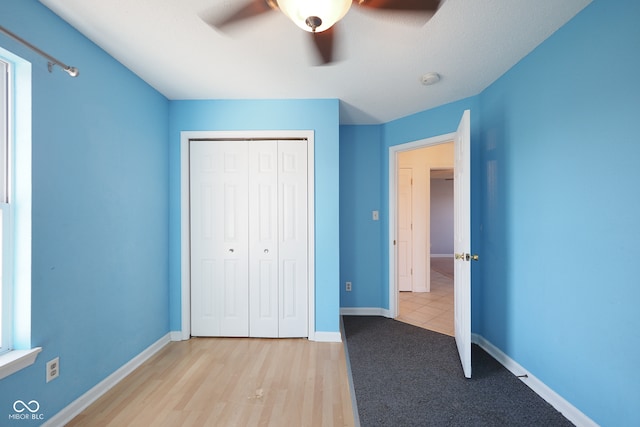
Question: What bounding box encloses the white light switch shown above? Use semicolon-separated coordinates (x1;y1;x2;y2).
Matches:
372;210;379;221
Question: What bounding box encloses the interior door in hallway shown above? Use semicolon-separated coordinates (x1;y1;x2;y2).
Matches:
398;168;413;292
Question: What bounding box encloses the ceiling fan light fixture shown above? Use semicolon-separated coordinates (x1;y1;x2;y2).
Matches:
277;0;352;32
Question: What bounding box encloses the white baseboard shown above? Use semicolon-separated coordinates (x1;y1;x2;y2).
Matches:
340;307;392;318
471;333;597;427
43;333;172;427
170;331;185;341
312;331;342;343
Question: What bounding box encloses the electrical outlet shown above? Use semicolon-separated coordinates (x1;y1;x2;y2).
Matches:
46;357;59;383
346;281;352;292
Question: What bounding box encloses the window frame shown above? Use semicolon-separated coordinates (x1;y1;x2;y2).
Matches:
0;58;12;356
0;48;39;379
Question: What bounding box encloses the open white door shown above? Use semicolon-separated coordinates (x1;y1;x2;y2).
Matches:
454;110;472;378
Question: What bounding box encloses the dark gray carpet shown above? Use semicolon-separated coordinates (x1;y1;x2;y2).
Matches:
343;316;573;427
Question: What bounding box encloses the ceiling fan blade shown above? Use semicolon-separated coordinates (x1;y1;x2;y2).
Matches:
354;0;440;12
201;0;275;29
311;27;336;65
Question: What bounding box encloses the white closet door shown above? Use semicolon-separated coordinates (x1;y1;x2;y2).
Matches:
190;140;249;337
278;140;308;337
248;140;279;337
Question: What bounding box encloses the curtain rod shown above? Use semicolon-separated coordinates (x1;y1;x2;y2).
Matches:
0;25;79;77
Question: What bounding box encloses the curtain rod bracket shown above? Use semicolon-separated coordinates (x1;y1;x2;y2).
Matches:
0;25;79;78
47;61;79;77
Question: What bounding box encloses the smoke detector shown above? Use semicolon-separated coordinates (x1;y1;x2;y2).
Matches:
421;72;440;86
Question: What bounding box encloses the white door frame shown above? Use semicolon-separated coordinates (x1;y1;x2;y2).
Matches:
388;132;455;318
180;130;316;340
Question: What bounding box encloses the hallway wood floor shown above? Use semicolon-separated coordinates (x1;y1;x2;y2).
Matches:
67;337;354;427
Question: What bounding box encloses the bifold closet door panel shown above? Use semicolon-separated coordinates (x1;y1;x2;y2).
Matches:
190;140;250;337
248;140;279;337
190;138;308;338
278;140;308;338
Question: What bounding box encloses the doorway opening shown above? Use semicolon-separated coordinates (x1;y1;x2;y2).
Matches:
394;145;454;335
388;132;456;320
388;110;472;377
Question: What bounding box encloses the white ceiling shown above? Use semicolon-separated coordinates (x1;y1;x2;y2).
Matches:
39;0;591;125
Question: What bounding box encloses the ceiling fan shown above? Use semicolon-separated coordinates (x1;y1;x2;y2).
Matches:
203;0;441;64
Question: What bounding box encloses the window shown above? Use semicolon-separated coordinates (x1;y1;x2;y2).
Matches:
0;49;38;379
0;58;11;355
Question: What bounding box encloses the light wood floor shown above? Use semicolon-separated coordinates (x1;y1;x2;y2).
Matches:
67;337;354;427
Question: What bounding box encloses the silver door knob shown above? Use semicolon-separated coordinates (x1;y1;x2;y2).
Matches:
264;249;269;254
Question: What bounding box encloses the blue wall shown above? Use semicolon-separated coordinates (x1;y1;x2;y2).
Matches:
168;99;341;334
339;125;384;308
478;0;639;425
339;0;639;425
0;0;169;423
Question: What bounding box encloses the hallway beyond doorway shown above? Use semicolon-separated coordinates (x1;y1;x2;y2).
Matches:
397;259;453;336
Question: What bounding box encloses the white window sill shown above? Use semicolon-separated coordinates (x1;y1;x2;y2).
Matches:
0;348;42;381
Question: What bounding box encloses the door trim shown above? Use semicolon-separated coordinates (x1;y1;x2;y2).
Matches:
180;130;316;340
388;132;455;319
